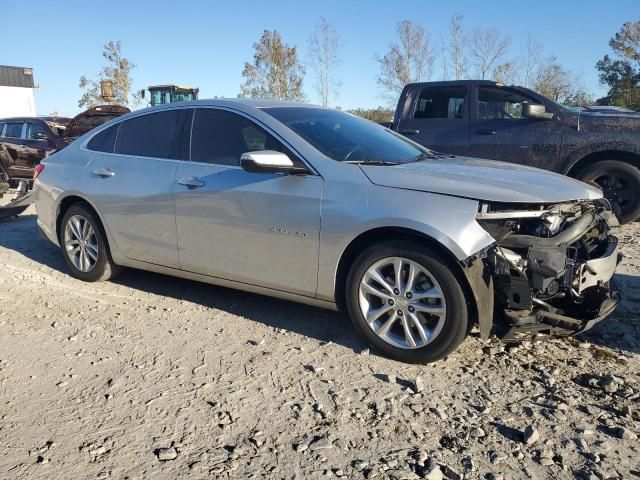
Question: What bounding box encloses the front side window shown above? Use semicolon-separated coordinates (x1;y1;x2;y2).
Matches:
263;107;428;164
190;108;291;166
25;122;50;140
414;87;467;119
115;109;186;159
0;123;5;136
4;122;24;138
478;87;533;120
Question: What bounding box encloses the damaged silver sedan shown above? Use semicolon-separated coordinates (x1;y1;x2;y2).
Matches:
33;101;620;363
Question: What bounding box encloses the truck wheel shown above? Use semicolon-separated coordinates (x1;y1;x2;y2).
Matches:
577;160;640;224
346;240;468;363
60;204;121;282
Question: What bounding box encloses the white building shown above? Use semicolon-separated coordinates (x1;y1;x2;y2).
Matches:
0;66;36;117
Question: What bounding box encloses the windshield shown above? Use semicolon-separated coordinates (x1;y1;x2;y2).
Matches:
262;107;430;164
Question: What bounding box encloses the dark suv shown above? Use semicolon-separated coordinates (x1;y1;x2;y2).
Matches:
0;105;129;184
391;81;640;223
0;118;67;183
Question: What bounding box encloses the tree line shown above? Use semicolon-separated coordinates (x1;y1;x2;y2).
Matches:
77;17;640;116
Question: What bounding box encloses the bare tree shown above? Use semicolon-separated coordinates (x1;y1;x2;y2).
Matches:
439;37;449;80
79;41;139;108
376;20;434;99
468;28;511;79
492;61;517;84
533;56;573;102
449;13;466;80
521;35;543;88
307;18;341;107
240;30;305;101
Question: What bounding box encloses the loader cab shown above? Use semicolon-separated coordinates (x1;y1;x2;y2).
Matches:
143;85;199;107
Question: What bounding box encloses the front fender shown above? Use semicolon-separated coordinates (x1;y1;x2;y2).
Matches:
316;184;496;301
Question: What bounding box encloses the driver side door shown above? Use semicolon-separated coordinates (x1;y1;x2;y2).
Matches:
174;108;323;297
468;85;561;170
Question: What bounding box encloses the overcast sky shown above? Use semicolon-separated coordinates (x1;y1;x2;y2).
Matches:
2;0;637;116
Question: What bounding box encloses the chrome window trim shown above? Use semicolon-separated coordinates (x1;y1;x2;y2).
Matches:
79;105;320;177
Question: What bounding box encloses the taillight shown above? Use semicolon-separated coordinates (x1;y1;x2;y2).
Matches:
33;164;45;180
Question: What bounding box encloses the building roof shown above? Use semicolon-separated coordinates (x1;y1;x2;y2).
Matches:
0;66;35;88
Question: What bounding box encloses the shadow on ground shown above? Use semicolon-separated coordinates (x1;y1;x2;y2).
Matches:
1;213;638;355
0;213;366;353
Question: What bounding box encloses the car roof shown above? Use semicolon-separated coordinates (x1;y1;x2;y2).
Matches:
132;98;322;115
0;117;46;123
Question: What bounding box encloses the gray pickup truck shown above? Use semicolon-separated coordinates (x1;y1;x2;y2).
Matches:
390;80;640;223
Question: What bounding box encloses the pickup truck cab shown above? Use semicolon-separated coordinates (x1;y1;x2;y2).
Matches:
392;80;640;223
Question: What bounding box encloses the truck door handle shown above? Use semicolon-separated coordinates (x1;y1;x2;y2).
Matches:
400;129;420;135
178;177;205;189
92;168;115;177
476;129;497;135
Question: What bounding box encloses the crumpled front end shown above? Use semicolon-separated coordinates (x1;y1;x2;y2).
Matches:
475;198;620;340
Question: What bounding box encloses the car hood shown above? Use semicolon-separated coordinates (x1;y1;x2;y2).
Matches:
360;156;602;203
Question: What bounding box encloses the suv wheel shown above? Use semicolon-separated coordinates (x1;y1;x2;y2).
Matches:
60;204;121;282
346;241;468;363
577;160;640;224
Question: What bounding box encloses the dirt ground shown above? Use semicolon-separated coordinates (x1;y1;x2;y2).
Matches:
0;206;638;480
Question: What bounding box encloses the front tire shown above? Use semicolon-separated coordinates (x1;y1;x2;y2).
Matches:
577;160;640;224
346;241;468;363
60;204;121;282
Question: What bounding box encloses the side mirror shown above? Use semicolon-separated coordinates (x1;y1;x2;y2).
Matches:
240;150;308;175
522;103;554;120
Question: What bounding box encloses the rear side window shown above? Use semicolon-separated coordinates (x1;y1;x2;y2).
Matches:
191;108;288;166
0;123;5;136
414;87;466;119
87;124;119;153
5;122;24;138
115;110;185;159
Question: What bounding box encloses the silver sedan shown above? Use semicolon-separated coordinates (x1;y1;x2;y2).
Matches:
34;100;620;363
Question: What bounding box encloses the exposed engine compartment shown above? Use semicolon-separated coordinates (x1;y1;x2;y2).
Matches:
476;199;620;339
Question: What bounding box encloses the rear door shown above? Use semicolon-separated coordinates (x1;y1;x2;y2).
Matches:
23;121;57;172
468;85;561;169
85;109;188;268
395;85;470;155
1;122;26;177
174;107;323;297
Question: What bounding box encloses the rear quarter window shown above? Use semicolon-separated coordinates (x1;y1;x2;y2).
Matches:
115;109;186;159
87;124;119;153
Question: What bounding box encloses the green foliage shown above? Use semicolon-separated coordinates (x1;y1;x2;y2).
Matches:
347;107;395;123
595;21;640;111
79;41;140;109
240;30;305;101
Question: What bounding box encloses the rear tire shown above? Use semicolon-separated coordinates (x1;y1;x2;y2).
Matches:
346;240;468;363
60;204;121;282
577;160;640;224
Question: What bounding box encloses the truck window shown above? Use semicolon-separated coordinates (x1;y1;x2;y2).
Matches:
414;87;466;119
478;87;533;120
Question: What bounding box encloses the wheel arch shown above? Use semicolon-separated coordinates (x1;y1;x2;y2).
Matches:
564;149;640;177
55;193;105;244
333;226;480;330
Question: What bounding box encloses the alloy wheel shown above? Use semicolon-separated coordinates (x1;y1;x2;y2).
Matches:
64;214;99;272
358;256;446;349
591;172;636;218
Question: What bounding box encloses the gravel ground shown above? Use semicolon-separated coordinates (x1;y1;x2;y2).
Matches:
0;206;638;480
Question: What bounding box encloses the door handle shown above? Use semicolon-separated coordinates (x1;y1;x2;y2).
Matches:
476;129;497;135
178;177;205;189
400;129;420;135
92;168;115;177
